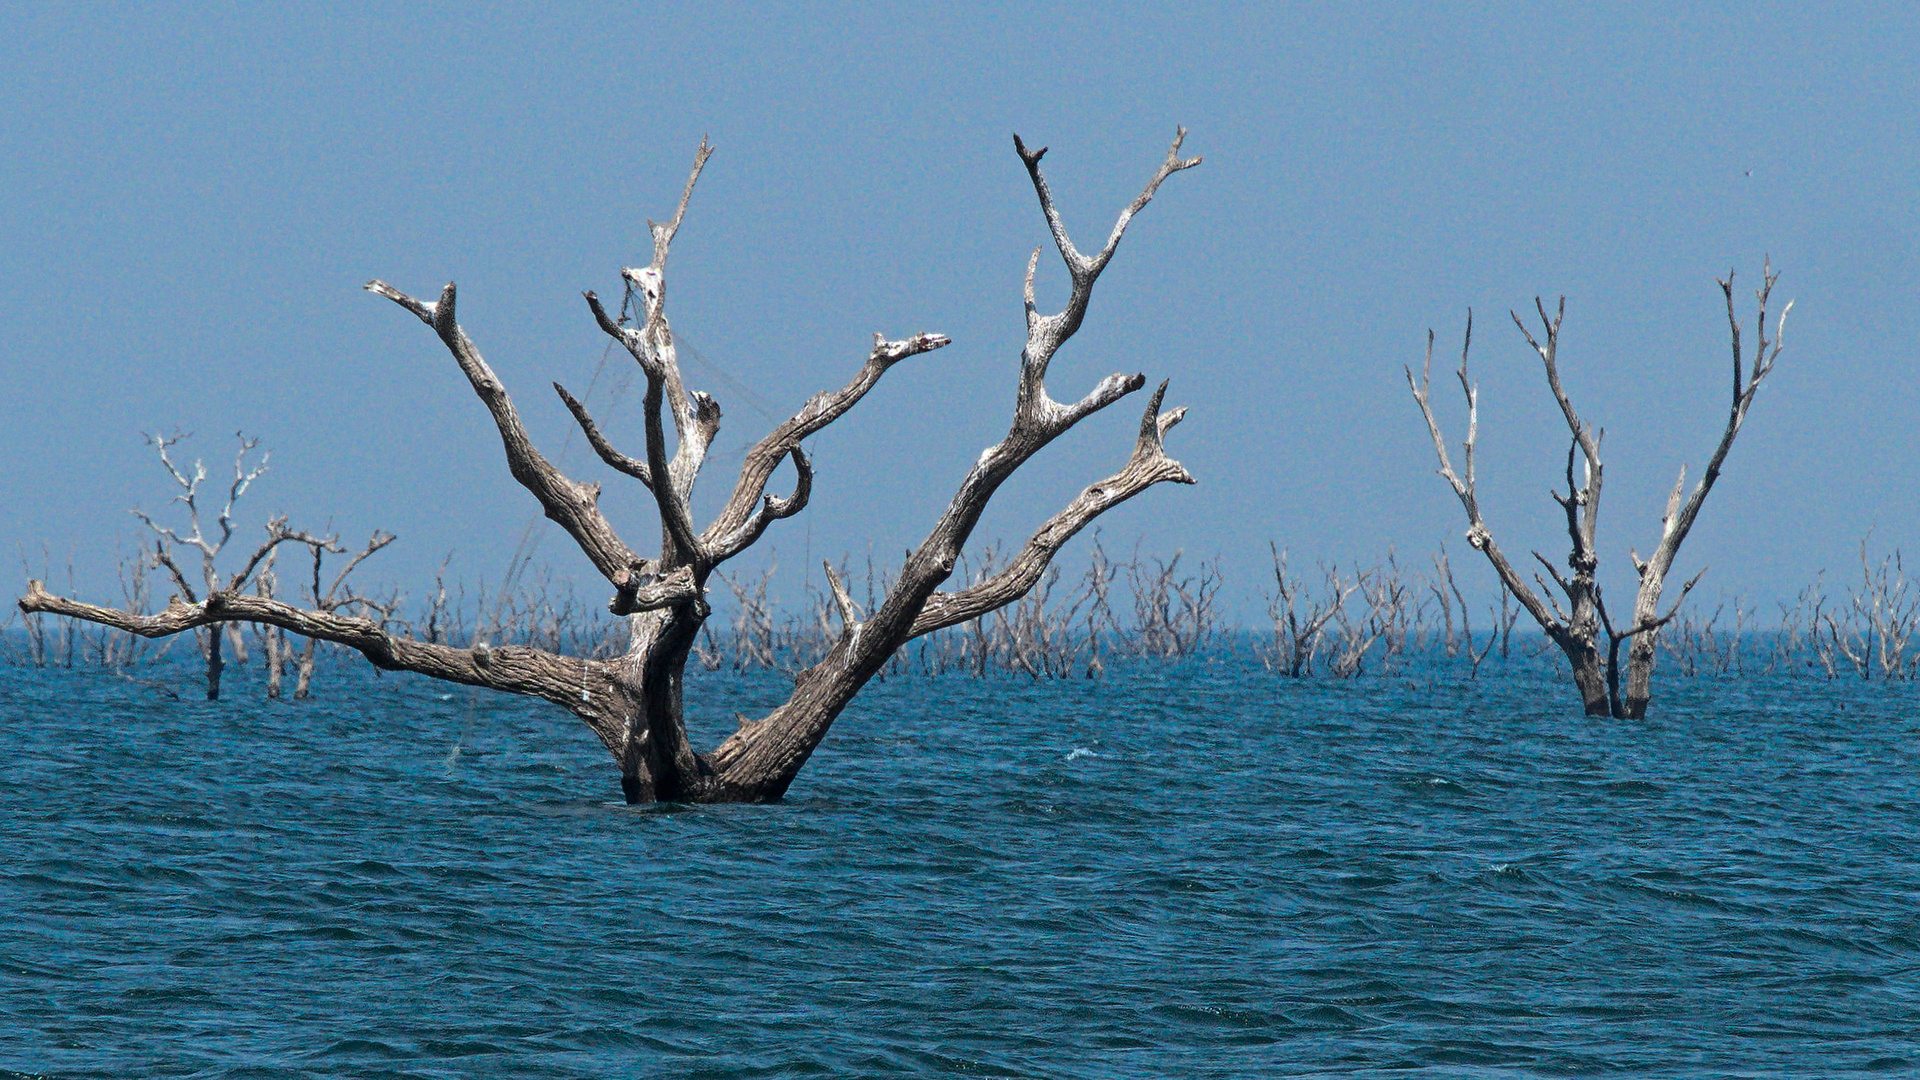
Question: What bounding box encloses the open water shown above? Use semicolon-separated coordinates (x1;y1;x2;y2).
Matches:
2;657;1918;1078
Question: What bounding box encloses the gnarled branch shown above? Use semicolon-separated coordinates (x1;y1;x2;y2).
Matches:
18;580;604;713
909;383;1195;638
702;332;950;562
706;446;813;565
554;382;653;490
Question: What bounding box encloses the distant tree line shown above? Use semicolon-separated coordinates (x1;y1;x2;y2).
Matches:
12;532;1916;687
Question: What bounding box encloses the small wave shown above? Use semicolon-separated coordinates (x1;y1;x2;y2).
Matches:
1605;779;1665;796
308;1038;406;1059
1064;747;1097;762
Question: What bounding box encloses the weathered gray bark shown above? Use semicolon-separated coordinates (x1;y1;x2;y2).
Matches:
1616;268;1789;717
23;132;1202;803
1407;268;1787;718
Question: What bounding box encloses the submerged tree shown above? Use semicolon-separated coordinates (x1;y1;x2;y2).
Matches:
130;431;293;700
22;131;1202;803
1406;266;1789;718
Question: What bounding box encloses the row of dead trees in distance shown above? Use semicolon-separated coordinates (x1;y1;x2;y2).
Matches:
6;536;1225;689
13;532;1920;687
697;538;1220;678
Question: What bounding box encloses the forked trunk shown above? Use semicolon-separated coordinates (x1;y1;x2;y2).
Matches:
600;604;709;803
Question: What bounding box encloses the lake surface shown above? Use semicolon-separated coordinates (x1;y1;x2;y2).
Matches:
3;657;1918;1078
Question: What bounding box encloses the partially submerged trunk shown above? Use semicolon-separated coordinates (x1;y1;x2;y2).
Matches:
204;624;225;702
23;132;1204;803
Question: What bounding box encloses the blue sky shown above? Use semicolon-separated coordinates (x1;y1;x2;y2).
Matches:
3;3;1915;620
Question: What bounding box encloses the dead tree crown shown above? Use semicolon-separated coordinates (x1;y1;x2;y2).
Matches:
22;130;1203;803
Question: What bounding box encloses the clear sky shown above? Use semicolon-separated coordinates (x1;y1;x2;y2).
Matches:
3;3;1915;622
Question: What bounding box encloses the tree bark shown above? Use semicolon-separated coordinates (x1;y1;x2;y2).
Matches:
204;622;225;701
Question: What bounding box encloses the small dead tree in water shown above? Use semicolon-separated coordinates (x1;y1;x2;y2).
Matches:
1126;549;1221;658
24;132;1202;804
1326;564;1385;677
129;433;353;699
131;432;270;699
1258;544;1350;677
288;530;398;698
1816;542;1920;680
1407;267;1789;717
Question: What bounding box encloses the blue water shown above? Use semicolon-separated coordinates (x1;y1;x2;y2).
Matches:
3;659;1919;1078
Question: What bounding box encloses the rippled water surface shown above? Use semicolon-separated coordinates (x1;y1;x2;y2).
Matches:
3;658;1919;1078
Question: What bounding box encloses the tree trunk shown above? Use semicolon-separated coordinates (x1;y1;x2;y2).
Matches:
1565;643;1610;716
1622;582;1664;719
205;622;225;701
294;637;317;699
265;627;283;699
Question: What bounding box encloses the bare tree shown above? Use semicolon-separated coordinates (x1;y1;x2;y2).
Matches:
1125;548;1221;659
128;432;355;699
1406;266;1789;717
288;529;399;699
22;132;1201;803
1258;544;1350;677
131;432;269;699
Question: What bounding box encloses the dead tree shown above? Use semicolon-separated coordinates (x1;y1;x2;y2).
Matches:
129;433;350;700
1259;544;1350;677
288;529;399;698
1407;266;1789;717
131;432;269;699
22;132;1201;803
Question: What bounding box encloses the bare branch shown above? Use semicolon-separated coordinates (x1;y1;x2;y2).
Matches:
1012;126;1201;286
1406;311;1563;637
216;433;268;551
224;515;335;596
582;285;702;560
823;561;861;632
1651;264;1788;563
648;136;713;272
321;530;398;606
1511;297;1601;471
18;580;603;712
1533;550;1574;599
147;540;197;604
583;147;717;567
366;279;645;589
554;382;653;489
908;383;1195;638
703;333;949;559
1012;127;1200;426
706;446;813;565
